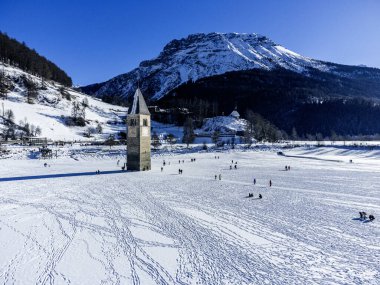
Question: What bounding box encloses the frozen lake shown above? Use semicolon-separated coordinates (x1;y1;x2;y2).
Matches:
0;147;379;284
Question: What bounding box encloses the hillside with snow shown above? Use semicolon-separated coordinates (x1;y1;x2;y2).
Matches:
0;62;127;141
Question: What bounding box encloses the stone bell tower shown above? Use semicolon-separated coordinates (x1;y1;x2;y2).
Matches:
127;88;151;171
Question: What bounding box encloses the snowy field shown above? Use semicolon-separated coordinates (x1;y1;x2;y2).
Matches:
0;146;379;284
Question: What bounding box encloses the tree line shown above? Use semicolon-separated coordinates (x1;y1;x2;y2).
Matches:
159;67;380;137
0;31;72;86
1;109;42;141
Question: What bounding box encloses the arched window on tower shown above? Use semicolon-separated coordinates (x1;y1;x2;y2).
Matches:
129;118;137;126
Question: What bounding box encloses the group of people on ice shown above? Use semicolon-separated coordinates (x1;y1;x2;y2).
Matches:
160;158;197;174
214;174;222;180
359;211;375;221
248;193;262;199
158;155;377;225
230;160;238;170
248;177;272;200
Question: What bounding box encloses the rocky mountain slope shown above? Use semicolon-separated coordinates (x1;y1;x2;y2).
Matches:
81;32;380;104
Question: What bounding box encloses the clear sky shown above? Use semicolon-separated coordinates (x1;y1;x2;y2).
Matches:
1;0;379;85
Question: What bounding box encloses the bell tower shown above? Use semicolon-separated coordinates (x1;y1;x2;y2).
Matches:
127;88;151;171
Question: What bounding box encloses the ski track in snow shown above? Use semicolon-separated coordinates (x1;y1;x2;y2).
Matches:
0;148;379;284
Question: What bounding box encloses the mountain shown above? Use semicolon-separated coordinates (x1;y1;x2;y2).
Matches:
0;61;126;141
81;32;380;104
81;32;380;136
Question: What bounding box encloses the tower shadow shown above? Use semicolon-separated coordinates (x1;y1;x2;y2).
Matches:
0;170;126;182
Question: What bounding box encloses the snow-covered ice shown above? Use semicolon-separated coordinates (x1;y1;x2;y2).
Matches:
0;146;379;284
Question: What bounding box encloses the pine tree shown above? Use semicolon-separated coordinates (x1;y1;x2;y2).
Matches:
291;127;298;141
211;130;220;145
166;133;177;148
22;76;38;104
0;68;8;99
182;117;195;147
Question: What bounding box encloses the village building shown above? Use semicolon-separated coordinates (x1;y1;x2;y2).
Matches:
22;136;48;146
127;88;151;171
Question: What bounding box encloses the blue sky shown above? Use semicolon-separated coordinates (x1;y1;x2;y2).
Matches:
1;0;379;85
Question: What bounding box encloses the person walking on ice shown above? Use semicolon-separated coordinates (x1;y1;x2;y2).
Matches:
253;178;256;185
219;174;222;180
269;180;272;187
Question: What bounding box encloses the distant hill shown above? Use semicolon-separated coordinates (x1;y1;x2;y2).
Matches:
0;31;72;86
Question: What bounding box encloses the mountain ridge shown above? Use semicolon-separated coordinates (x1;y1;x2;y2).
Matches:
81;32;349;102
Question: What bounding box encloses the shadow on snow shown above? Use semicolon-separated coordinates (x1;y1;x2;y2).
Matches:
0;170;126;182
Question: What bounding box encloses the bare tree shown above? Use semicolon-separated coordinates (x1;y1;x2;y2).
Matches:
82;97;89;108
166;133;177;149
4;109;14;123
96;123;103;134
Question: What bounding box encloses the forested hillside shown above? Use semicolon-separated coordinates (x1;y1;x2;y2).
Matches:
0;31;72;86
159;68;380;137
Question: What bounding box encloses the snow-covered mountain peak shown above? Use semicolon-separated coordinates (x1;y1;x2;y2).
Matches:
160;32;274;56
83;32;330;101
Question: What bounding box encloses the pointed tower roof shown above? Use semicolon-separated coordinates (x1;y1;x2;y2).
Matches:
229;105;240;119
128;88;150;115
